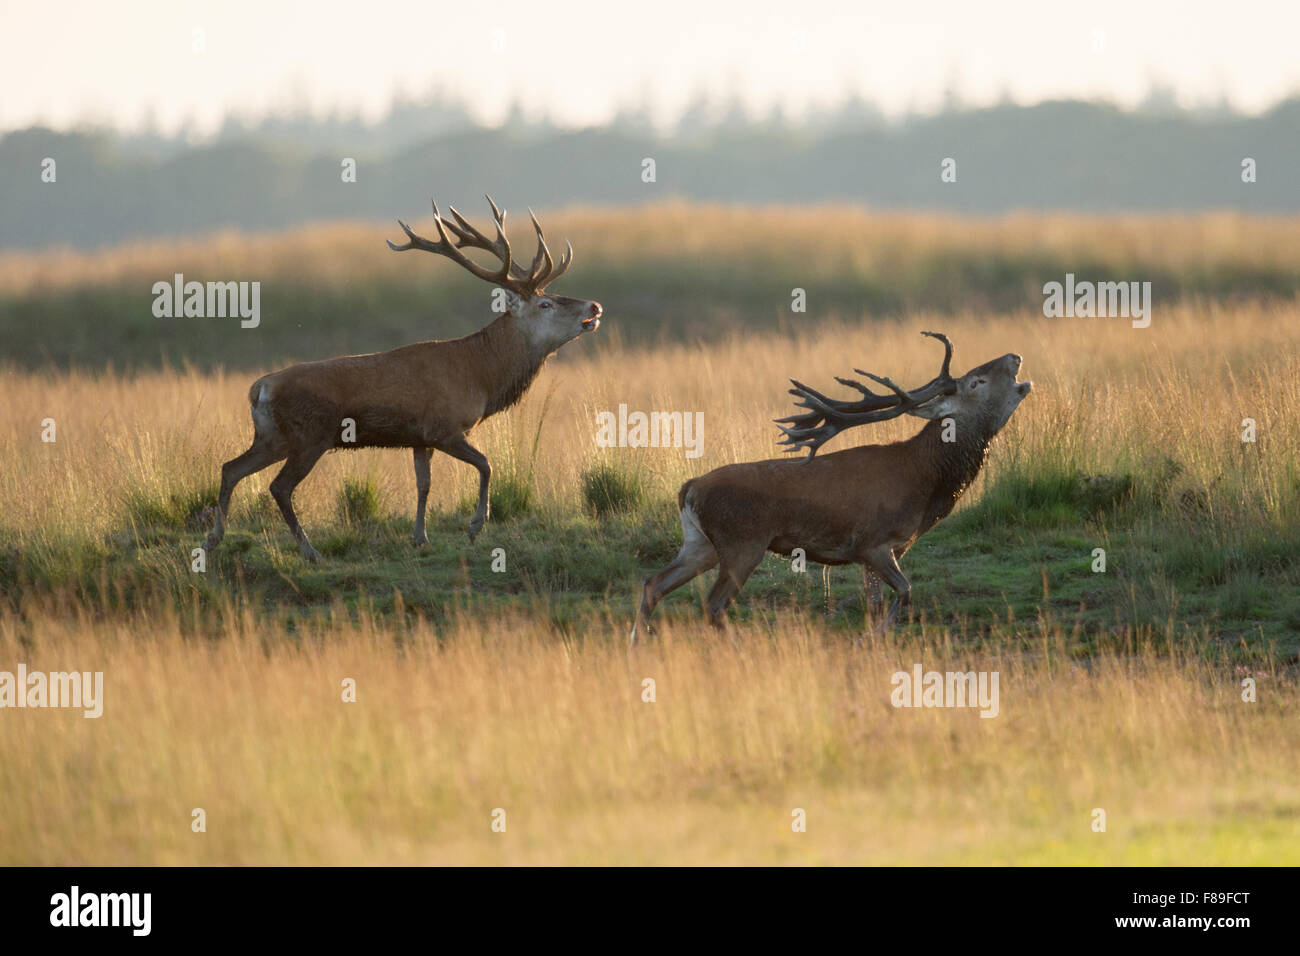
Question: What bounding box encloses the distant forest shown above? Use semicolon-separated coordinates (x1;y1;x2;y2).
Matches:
3;91;1298;249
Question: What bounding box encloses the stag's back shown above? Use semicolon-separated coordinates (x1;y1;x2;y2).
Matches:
680;434;949;563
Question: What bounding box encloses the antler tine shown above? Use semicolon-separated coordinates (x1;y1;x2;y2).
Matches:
782;377;897;418
772;420;833;461
921;330;954;378
385;220;421;252
784;375;895;417
433;197;513;285
543;240;574;289
833;376;883;400
854;369;913;402
442;205;489;246
526;208;554;290
784;379;839;412
444;201;531;282
387;196;519;290
388;195;575;297
779;386;849;420
447;195;509;249
774;331;960;459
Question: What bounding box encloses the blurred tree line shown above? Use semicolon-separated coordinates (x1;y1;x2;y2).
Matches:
3;90;1298;249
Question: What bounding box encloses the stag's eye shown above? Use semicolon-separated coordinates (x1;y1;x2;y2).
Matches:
538;300;553;310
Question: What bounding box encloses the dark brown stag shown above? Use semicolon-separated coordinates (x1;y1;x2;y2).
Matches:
205;196;602;561
630;332;1031;643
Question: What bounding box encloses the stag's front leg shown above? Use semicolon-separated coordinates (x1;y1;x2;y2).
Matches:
852;565;888;645
411;446;433;547
862;546;911;633
436;434;491;542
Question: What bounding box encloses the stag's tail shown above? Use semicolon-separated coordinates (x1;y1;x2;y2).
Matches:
247;377;278;441
677;481;691;512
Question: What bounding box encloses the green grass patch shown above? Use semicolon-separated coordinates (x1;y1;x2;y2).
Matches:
581;459;648;519
123;479;220;531
3;474;1294;656
336;475;382;527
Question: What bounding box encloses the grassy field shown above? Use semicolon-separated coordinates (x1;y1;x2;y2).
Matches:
3;610;1297;865
0;206;1298;864
5;204;1300;370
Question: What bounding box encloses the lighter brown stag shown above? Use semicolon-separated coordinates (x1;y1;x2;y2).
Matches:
630;332;1032;643
204;196;601;562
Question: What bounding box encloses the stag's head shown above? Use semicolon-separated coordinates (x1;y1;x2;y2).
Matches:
388;195;602;352
775;332;1032;459
907;351;1031;435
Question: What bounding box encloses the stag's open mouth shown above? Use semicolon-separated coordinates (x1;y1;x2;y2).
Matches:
581;317;600;332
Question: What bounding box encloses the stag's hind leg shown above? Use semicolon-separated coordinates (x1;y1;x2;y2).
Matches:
269;444;329;562
704;544;766;631
206;436;286;551
630;502;719;646
411;446;434;547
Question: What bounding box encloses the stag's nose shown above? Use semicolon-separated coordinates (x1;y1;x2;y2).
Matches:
581;301;602;331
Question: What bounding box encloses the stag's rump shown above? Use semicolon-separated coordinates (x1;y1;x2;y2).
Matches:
679;451;918;565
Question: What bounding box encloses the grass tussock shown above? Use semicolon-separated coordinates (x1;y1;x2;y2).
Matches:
336;475;382;527
581;457;648;518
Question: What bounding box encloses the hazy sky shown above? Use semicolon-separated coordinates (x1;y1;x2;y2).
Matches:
4;0;1298;133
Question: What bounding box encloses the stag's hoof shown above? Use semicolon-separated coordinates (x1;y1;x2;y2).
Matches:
466;518;485;541
300;543;323;563
204;531;222;551
411;532;429;548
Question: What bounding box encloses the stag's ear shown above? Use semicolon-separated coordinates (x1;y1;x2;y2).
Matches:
500;288;526;314
904;394;959;420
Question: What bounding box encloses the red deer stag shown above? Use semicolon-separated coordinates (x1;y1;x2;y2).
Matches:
204;196;601;562
630;332;1031;643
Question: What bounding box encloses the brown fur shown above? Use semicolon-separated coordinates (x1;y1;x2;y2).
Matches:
253;310;553;452
631;351;1032;642
204;209;601;562
685;416;990;566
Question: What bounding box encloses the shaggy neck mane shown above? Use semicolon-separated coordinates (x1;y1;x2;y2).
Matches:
915;416;995;529
469;312;551;417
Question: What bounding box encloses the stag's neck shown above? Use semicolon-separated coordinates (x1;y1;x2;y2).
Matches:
465;311;551;418
913;417;993;528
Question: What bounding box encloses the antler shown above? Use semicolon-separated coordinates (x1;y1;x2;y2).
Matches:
387;195;573;296
775;331;957;459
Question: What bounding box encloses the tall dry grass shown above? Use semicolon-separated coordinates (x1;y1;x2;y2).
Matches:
2;212;1299;864
1;303;1295;552
4;205;1300;296
1;605;1295;865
